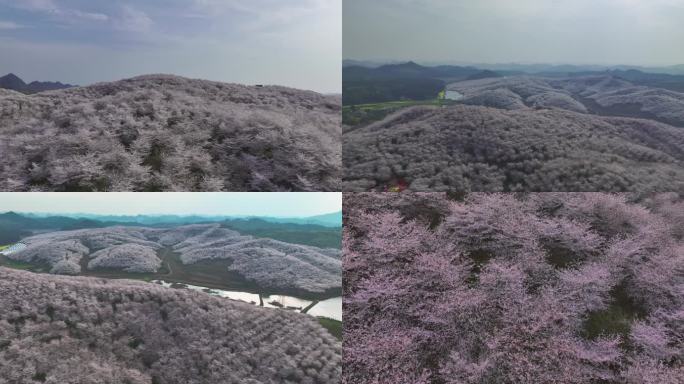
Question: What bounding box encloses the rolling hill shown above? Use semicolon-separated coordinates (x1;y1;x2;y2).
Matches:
0;267;341;384
6;223;342;294
0;75;341;192
445;75;684;127
343;103;684;192
343;73;684;192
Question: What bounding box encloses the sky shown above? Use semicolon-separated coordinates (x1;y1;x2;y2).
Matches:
344;0;684;67
0;0;341;93
0;192;341;217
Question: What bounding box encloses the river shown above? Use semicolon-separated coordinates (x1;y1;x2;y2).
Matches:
445;90;465;100
306;297;342;321
152;280;342;321
0;242;27;255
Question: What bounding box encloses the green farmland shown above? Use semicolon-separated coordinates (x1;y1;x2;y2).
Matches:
342;95;457;127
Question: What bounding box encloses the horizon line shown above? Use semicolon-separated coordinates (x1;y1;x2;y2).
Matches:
342;59;684;68
1;210;342;220
0;72;342;94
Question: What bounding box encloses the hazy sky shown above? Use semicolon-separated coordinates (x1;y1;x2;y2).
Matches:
0;193;341;217
344;0;684;66
0;0;341;93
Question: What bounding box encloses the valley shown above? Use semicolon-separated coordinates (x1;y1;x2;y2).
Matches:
1;224;341;293
343;62;684;192
0;211;343;339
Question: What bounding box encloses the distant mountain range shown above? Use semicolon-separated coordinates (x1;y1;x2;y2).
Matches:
0;211;139;245
0;211;342;249
343;61;684;105
20;211;342;227
344;61;483;80
463;63;684;76
0;73;75;94
342;59;684;76
264;211;342;227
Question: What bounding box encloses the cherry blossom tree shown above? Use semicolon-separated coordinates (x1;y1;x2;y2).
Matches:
343;192;683;384
0;267;341;384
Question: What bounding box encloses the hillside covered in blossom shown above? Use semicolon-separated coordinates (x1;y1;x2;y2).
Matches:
0;268;341;384
343;75;684;192
343;193;683;383
449;75;684;127
0;75;341;191
7;224;341;293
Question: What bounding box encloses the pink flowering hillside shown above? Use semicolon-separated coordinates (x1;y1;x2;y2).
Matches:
343;193;683;384
0;268;341;384
0;75;341;192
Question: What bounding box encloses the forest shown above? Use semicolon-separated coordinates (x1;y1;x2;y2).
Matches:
343;193;683;383
342;62;484;105
0;268;341;384
343;77;445;105
0;75;341;192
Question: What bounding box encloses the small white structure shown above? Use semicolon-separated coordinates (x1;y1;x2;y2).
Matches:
0;242;27;255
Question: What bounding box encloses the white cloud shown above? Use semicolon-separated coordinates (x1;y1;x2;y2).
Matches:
65;9;109;22
0;21;22;29
345;0;684;66
0;192;341;216
190;0;334;32
13;0;57;12
0;0;341;92
0;0;108;22
114;6;152;32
